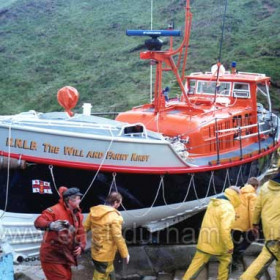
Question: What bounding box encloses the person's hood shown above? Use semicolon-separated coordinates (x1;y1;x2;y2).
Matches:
58;186;68;204
224;188;241;208
89;205;119;221
268;174;280;191
240;184;255;194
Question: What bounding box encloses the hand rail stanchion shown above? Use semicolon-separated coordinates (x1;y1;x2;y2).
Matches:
257;122;261;153
215;118;220;164
274;113;279;147
272;116;275;147
239;126;243;160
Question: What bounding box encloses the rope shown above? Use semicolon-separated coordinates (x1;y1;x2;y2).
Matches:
117;175;164;218
191;174;204;204
195;172;215;204
106;165;246;220
49;165;59;196
204;171;216;200
247;161;253;180
80;127;116;202
210;171;218;194
235;165;242;186
191;174;214;205
239;165;245;186
108;172;117;195
191;170;230;205
162;174;194;210
222;168;230;192
0;122;12;219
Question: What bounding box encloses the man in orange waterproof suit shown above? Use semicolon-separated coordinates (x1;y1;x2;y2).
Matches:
34;186;86;280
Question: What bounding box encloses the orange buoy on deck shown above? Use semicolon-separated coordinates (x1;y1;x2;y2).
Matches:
57;86;79;117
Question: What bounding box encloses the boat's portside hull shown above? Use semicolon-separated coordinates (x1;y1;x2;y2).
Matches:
0;152;273;214
0;152;274;261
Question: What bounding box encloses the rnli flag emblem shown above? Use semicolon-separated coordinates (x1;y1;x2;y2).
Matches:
32;180;53;194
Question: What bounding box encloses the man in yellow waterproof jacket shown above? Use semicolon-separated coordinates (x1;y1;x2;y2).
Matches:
231;177;259;264
84;192;129;280
240;167;280;279
183;186;241;280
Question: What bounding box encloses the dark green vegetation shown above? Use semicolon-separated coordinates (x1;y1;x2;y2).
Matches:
0;0;279;115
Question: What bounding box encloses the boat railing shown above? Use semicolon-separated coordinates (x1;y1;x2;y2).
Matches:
189;71;266;77
238;72;266;77
234;129;273;140
213;117;277;163
204;71;231;75
7;116;120;131
91;112;121;119
189;71;231;76
216;122;265;134
189;72;203;76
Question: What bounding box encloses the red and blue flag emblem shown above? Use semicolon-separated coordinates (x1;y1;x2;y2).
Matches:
32;180;52;194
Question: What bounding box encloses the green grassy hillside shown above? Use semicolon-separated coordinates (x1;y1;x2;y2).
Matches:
0;0;279;115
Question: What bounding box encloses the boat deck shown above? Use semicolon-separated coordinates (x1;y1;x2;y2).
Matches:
0;111;164;141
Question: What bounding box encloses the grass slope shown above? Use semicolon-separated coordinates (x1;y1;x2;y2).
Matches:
0;0;279;115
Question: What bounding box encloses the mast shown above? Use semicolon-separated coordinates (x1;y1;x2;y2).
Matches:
127;0;192;113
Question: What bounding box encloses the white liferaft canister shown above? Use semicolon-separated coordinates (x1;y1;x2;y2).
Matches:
82;103;92;116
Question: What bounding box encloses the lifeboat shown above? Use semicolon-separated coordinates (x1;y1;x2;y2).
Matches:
0;0;279;261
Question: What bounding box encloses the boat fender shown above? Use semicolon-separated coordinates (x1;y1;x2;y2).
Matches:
0;242;24;263
13;253;26;263
0;157;26;170
57;86;79;117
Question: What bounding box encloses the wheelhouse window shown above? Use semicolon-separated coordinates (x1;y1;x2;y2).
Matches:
196;81;231;96
256;81;271;113
233;83;250;98
187;80;196;94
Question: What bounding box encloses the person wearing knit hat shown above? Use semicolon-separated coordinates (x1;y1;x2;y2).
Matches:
183;186;240;280
34;186;86;280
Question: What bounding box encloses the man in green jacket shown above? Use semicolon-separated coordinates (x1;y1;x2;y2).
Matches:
240;167;280;279
183;186;240;280
84;192;129;280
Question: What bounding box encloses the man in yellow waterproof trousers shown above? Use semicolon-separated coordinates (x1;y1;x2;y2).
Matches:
240;164;280;279
183;186;240;280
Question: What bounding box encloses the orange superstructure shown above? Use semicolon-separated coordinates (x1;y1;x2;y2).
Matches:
116;70;273;162
117;0;278;166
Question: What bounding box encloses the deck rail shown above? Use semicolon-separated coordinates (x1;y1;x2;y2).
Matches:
214;117;277;164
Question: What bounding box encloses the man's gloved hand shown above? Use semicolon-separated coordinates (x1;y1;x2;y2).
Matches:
49;220;70;231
